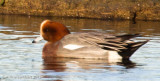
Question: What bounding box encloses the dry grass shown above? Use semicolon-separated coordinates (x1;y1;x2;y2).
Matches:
0;0;160;20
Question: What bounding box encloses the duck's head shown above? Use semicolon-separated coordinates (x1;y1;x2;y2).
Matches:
32;20;70;43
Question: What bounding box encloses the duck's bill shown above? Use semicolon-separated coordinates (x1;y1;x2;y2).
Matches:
32;36;43;43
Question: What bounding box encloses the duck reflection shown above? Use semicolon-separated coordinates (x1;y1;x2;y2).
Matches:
117;59;137;69
41;57;136;80
42;57;136;71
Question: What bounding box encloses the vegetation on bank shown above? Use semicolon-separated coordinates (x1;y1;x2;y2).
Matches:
0;0;5;6
0;0;160;21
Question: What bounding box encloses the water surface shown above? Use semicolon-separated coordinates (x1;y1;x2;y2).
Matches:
0;15;160;81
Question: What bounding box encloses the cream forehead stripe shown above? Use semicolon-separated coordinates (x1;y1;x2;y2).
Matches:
40;20;49;33
41;20;49;28
63;44;84;50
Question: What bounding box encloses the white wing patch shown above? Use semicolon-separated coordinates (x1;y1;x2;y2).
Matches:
63;44;84;50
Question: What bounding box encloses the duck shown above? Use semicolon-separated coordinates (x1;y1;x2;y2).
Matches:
32;20;149;60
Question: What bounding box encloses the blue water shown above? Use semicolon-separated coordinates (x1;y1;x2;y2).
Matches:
0;15;160;81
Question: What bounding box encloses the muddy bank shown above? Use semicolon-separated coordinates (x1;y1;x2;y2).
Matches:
0;0;160;20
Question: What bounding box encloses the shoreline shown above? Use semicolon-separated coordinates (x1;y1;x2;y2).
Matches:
1;0;160;21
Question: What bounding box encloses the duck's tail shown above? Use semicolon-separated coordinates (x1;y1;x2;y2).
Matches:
118;40;149;60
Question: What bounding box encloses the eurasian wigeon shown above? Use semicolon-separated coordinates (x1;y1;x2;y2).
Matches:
32;20;148;60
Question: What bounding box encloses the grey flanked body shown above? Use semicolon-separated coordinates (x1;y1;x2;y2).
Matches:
56;32;148;60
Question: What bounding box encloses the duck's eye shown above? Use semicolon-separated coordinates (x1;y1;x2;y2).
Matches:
43;28;49;32
43;27;57;33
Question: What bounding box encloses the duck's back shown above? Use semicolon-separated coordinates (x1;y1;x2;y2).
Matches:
56;32;122;59
55;32;148;60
